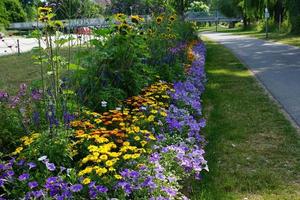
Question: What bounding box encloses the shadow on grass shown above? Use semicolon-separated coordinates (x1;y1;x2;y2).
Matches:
189;40;300;200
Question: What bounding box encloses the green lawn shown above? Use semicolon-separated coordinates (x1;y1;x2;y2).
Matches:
190;39;300;200
198;25;300;47
0;52;40;93
0;48;80;93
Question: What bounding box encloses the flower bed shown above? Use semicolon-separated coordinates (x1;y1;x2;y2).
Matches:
0;41;207;199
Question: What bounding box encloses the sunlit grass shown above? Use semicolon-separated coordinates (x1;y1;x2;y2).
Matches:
0;48;79;93
198;25;300;47
190;39;300;200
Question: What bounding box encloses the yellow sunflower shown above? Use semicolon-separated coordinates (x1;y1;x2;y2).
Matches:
156;16;163;25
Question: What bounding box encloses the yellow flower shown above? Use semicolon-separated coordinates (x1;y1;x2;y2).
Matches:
82;178;91;185
12;147;23;155
169;15;176;22
160;112;167;117
148;134;156;140
105;160;114;167
24;138;34;146
133;126;140;133
123;154;131;160
100;154;108;161
114;174;123;180
147;115;155;122
140;140;147;147
109;167;116;172
108;152;122;158
156;16;163;24
134;136;141;141
95;167;108;176
123;141;130;146
82;156;92;164
94;137;109;144
150;110;158;114
94;118;102;124
131;154;140;159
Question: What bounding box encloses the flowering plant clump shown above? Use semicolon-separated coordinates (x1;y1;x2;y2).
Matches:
1;36;208;199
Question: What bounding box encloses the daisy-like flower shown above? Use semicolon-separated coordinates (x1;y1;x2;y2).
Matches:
156;16;163;24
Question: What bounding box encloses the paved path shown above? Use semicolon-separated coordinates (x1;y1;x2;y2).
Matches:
0;35;91;56
202;32;300;127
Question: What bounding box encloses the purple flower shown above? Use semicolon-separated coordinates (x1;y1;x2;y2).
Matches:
46;162;56;171
0;179;4;187
18;83;27;96
162;187;177;197
28;181;38;189
9;96;20;108
70;184;83;192
7;170;14;177
96;185;108;193
17;159;25;166
18;173;30;181
27;162;37;169
149;153;160;162
32;190;44;198
31;89;42;101
0;91;8;100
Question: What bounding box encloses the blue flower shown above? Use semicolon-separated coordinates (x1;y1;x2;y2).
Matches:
46;162;56;171
18;173;30;181
28;181;38;189
70;184;83;192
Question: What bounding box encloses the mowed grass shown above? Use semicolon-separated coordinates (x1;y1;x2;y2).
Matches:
0;52;40;92
198;25;300;47
190;39;300;199
0;48;80;93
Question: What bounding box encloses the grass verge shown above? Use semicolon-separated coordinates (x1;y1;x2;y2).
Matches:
190;39;300;200
0;48;80;93
198;26;300;47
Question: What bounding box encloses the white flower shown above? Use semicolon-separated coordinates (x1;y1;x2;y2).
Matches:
204;165;209;172
38;155;48;161
101;101;107;107
116;106;121;111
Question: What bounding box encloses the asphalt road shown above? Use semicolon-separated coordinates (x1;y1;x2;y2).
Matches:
202;32;300;127
0;35;91;56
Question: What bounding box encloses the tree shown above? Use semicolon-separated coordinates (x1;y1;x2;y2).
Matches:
188;1;210;14
46;0;103;19
0;1;10;27
286;0;300;33
0;0;26;22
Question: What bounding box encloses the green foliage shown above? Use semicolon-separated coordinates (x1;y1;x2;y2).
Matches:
2;0;27;23
0;1;9;27
109;0;168;15
47;0;104;19
72;14;195;111
17;128;74;167
0;105;24;153
75;21;154;111
188;1;210;13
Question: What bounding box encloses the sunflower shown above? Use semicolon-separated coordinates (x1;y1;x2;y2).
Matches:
156;16;163;25
115;13;126;21
131;15;143;24
38;7;52;15
169;15;176;22
38;16;50;22
118;23;131;35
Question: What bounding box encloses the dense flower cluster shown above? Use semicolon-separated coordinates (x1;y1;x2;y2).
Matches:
0;41;207;199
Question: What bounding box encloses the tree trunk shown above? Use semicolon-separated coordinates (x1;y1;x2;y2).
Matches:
274;1;284;24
